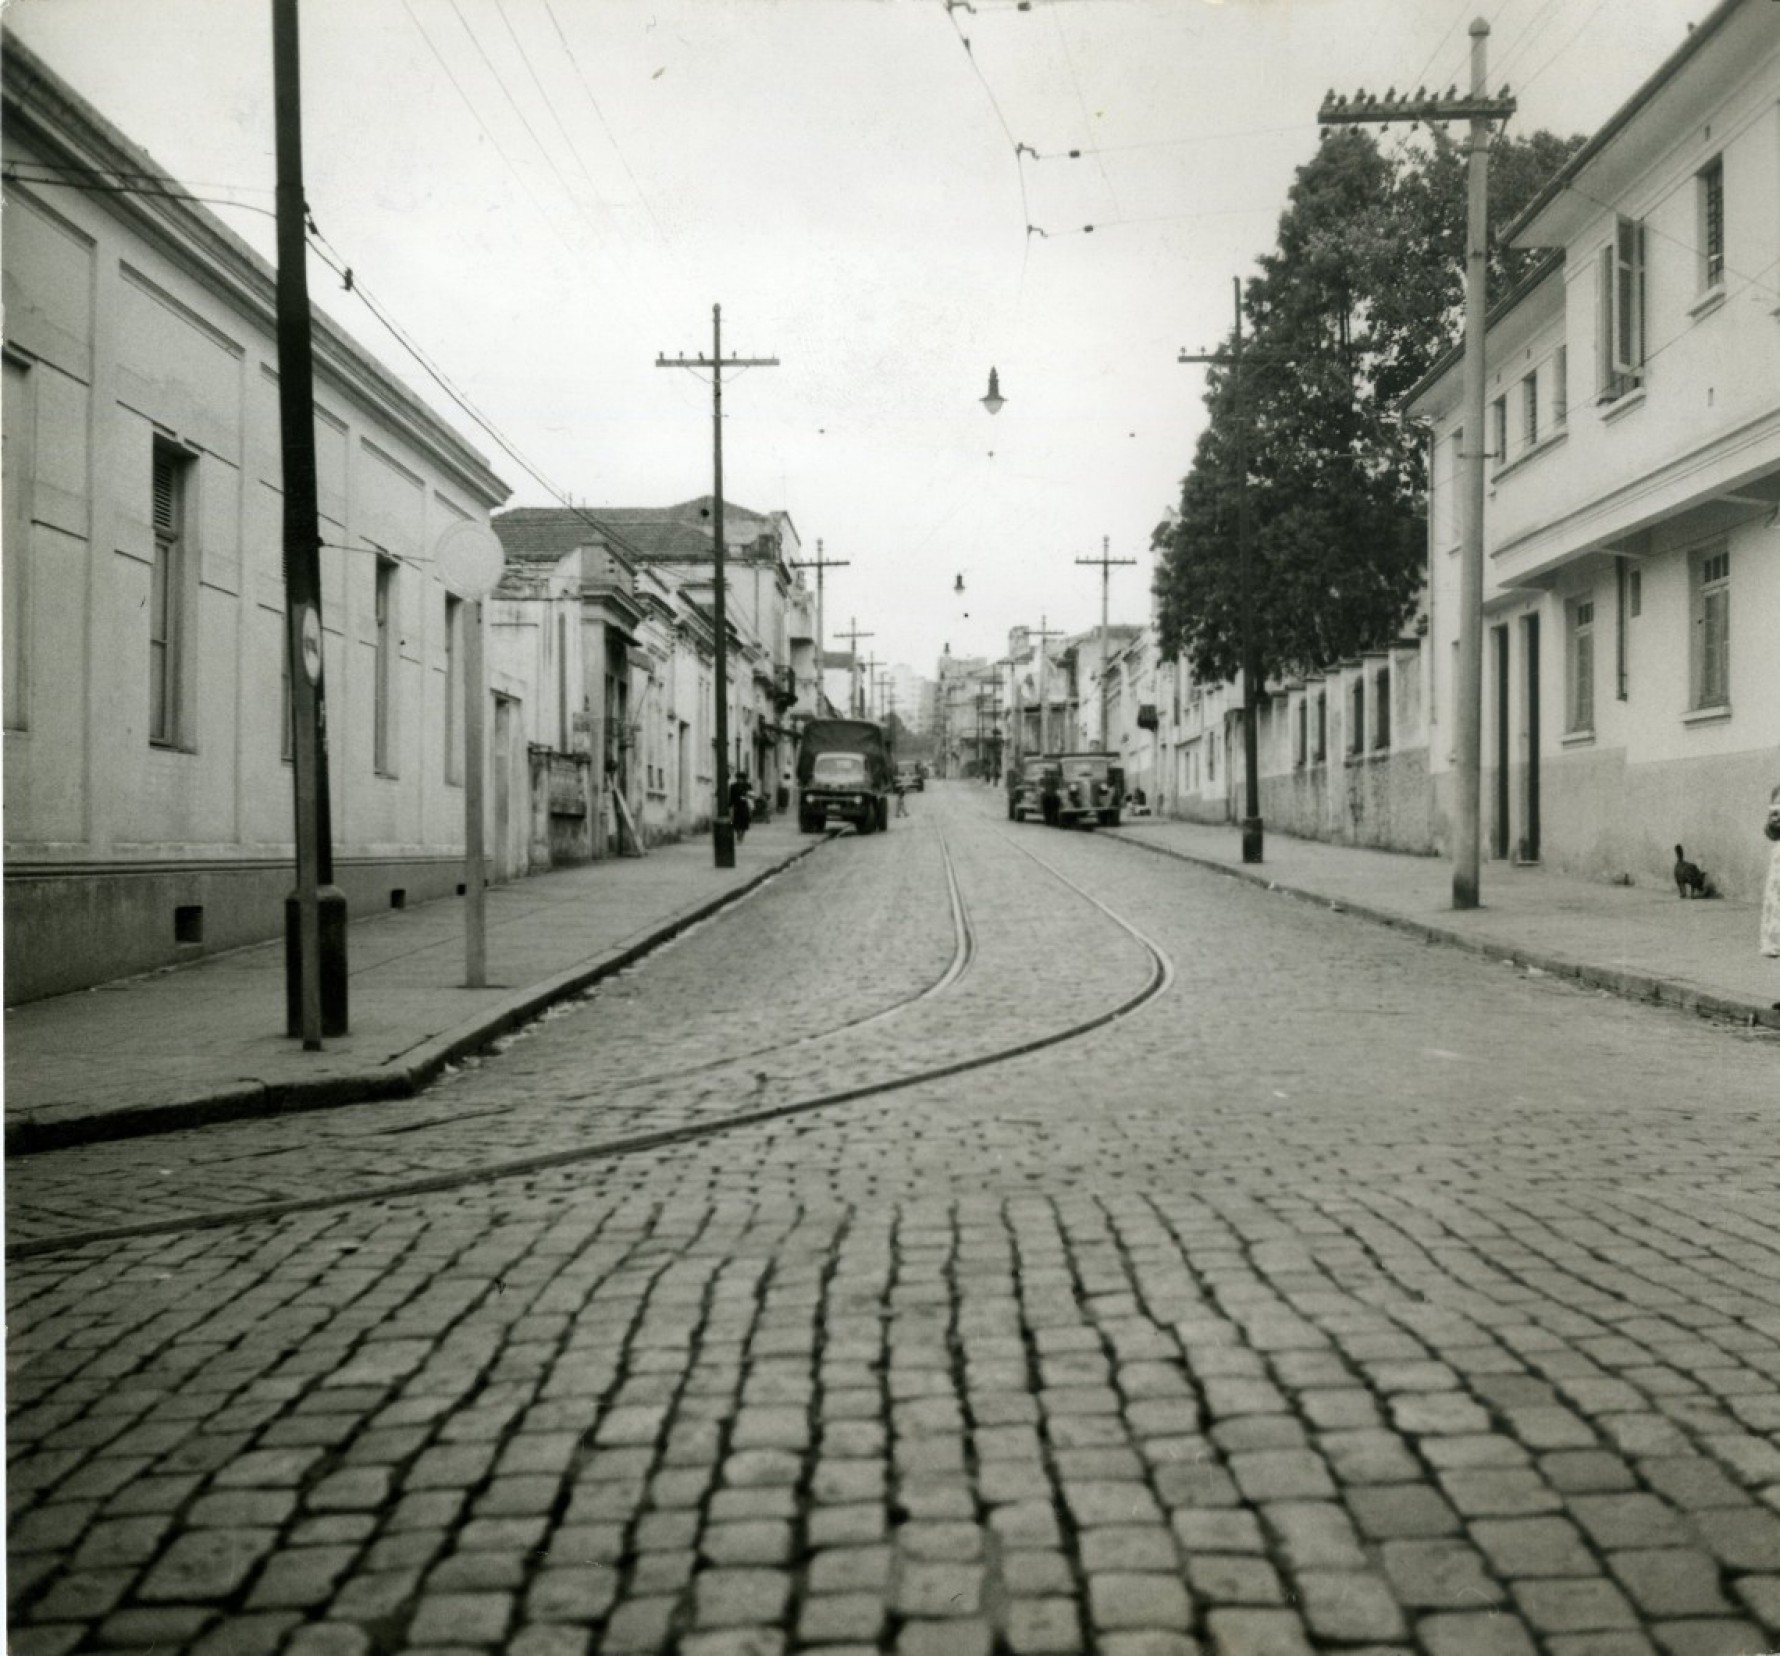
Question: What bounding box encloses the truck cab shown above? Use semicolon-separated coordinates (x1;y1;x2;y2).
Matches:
797;719;893;836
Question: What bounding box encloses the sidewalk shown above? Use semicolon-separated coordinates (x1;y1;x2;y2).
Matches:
1108;814;1780;1031
4;818;818;1155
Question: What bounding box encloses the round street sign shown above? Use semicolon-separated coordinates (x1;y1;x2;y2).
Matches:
300;605;323;684
433;522;505;598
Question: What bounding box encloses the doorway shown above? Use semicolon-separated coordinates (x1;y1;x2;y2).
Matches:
492;693;515;881
1493;625;1510;858
1520;613;1541;862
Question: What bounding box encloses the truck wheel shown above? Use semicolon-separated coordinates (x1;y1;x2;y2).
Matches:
878;799;890;832
857;809;873;836
1101;809;1122;828
1014;808;1025;822
799;808;820;833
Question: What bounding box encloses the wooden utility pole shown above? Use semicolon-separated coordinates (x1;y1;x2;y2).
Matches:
789;539;848;710
1076;535;1137;754
835;618;874;719
1025;617;1064;757
272;0;346;1045
861;656;883;720
656;306;779;869
1180;282;1293;866
1320;28;1514;908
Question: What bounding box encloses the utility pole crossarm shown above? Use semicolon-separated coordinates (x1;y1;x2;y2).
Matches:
789;540;849;708
655;305;779;870
1322;20;1509;911
1316;88;1515;127
1077;537;1137;755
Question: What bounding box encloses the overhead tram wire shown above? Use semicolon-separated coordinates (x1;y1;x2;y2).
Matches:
1049;4;1121;218
1514;0;1616;97
403;0;676;354
0;166;278;221
492;0;606;209
300;224;648;566
1489;0;1569;88
541;0;673;250
445;0;585;217
943;0;1035;276
1021;120;1313;160
399;0;578;262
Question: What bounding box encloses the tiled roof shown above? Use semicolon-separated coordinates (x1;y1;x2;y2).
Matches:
491;508;634;564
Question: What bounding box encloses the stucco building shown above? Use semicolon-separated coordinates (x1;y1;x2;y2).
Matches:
3;41;511;1003
1411;0;1780;898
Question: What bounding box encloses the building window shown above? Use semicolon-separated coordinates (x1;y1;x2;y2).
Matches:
1698;156;1724;290
1566;596;1595;733
1294;698;1307;767
1373;666;1391;750
1313;691;1326;761
1491;396;1508;466
1521;373;1538;449
374;556;397;775
444;595;463;784
1693;546;1730;710
1598;215;1645;400
150;445;193;748
4;354;32;731
1552;346;1568;427
1348;676;1365;755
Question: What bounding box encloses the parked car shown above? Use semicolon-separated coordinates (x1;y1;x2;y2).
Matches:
1007;755;1060;823
896;760;925;792
1051;752;1125;827
798;718;893;834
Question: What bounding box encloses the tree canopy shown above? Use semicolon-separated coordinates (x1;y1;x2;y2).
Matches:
1154;125;1584;687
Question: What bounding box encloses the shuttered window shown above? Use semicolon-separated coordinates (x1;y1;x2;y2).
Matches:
1567;597;1594;734
1695;548;1730;710
1598;216;1644;400
150;449;186;747
1699;157;1724;290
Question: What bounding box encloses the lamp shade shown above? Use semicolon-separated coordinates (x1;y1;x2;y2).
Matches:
981;367;1005;415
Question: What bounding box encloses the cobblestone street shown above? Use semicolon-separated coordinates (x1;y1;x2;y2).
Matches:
9;785;1780;1656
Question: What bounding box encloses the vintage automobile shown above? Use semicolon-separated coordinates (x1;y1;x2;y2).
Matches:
895;759;925;793
1050;752;1125;828
1006;755;1060;823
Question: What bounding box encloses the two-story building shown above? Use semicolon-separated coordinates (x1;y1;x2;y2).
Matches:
3;41;512;1003
1410;0;1780;898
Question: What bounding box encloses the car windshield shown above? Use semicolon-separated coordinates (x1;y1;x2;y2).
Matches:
1062;759;1108;781
812;753;867;784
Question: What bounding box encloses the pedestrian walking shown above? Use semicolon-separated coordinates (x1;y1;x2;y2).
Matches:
894;774;909;817
1761;781;1780;965
729;772;753;843
778;766;792;815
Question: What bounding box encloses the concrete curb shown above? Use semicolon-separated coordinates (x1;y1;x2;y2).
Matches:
6;839;823;1158
1104;828;1780;1033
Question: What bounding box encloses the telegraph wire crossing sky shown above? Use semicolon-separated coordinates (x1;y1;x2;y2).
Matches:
4;0;1707;673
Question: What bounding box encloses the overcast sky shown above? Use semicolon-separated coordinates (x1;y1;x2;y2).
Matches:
7;0;1708;674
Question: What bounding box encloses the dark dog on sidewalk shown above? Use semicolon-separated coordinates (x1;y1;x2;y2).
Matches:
1673;845;1716;898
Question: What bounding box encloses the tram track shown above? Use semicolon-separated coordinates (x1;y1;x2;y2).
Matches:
12;826;1169;1261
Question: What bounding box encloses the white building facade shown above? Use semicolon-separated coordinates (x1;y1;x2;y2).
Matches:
3;44;510;1003
1411;0;1780;899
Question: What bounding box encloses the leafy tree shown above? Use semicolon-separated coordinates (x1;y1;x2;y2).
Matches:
1155;125;1584;687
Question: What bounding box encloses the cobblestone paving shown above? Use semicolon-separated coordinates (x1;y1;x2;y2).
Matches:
9;786;1779;1655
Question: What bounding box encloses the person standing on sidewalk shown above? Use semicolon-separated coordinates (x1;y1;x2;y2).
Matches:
1761;782;1780;964
730;772;753;843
